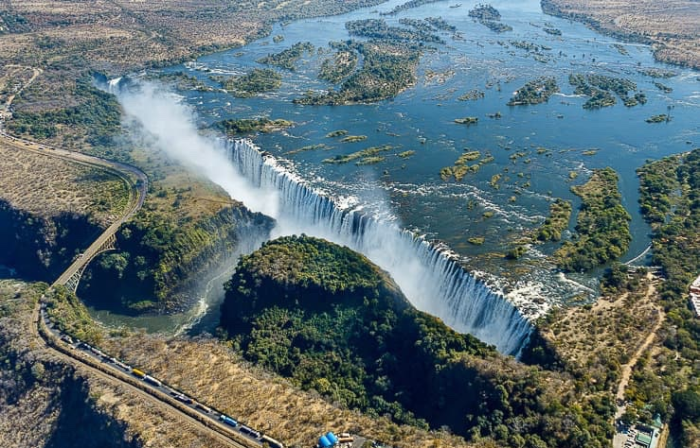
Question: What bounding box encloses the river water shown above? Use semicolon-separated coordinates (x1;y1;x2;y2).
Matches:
88;0;698;335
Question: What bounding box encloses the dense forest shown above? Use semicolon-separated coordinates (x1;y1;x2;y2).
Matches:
220;236;616;448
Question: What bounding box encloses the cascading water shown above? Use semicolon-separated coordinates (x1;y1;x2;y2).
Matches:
226;139;533;356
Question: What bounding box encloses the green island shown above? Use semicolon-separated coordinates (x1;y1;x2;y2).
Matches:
646;114;670;123
326;129;349;138
425;17;457;32
439;149;494;181
272;34;284;43
380;0;444;16
454;116;479;125
543;27;562;36
468;4;512;33
285;143;330;156
318;43;359;84
569;73;643;109
322;144;392;165
458;89;485;101
218;235;622;447
340;135;368;143
612;43;629;55
507;77;559;106
256;41;315;71
554;167;631;271
212;117;293;136
638;68;677;78
215;68;282;97
398;18;436;34
534;198;572;242
635;149;700;447
653;81;673;93
153;71;211;92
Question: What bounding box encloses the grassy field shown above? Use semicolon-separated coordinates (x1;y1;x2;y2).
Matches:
542;0;700;69
0;139;129;224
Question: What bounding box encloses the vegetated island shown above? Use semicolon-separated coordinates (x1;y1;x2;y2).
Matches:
214;68;282;97
636;149;700;447
218;235;615;447
439;149;494;182
507;77;559;106
294;18;441;105
569;73;646;109
213;118;293;136
322;144;393;165
256;41;315;71
380;0;445;16
555;167;631;271
468;4;513;33
318;42;359;84
533;198;573;242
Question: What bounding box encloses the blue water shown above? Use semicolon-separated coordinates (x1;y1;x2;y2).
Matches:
157;0;698;303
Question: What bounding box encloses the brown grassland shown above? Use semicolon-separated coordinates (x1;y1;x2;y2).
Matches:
0;139;129;224
543;0;700;69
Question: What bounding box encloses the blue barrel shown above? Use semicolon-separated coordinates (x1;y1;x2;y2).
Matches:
319;435;332;448
326;432;338;445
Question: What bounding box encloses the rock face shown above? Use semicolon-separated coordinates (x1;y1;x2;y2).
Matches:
0;199;102;281
219;235;497;433
0;282;140;448
78;205;273;313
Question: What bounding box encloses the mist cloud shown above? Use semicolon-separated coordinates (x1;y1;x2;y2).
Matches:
114;82;279;217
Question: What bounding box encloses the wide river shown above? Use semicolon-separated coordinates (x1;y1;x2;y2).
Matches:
92;0;699;333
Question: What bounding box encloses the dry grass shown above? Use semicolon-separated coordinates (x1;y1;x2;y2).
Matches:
0;139;129;224
102;336;476;448
545;0;700;69
541;273;661;390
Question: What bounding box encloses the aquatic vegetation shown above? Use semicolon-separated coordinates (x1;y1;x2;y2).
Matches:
507;77;559;106
425;17;456;33
489;174;502;189
340;135;368;143
457;89;485;101
285;144;330;156
612;43;628;55
646;114;670;123
468;237;485;245
398;150;415;158
272;34;284;43
326;129;349;138
322;144;393;165
454;117;479;125
653;81;673;93
543;27;562;36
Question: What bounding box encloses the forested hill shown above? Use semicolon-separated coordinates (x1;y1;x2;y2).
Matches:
219;236;614;447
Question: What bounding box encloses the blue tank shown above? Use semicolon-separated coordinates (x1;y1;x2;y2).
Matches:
326;432;338;444
319;435;332;448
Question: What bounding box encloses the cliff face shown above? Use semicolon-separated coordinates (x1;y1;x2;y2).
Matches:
0;282;140;448
0;199;103;281
78;204;273;313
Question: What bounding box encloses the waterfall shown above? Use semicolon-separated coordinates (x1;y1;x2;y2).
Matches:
225;139;533;356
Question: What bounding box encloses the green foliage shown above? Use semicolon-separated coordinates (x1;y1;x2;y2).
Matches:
555;168;631;271
7;79;122;147
257;42;314;71
322;144;392;165
218;68;282;97
319;46;358;84
535;198;572;242
507;77;559;106
213;117;292;135
569;73;641;109
637;150;700;442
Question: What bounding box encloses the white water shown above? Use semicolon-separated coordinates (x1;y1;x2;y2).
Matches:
225;139;532;355
110;80;532;355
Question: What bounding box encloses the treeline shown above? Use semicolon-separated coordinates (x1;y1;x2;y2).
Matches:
217;68;282;97
507;77;559;106
555;168;631;271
